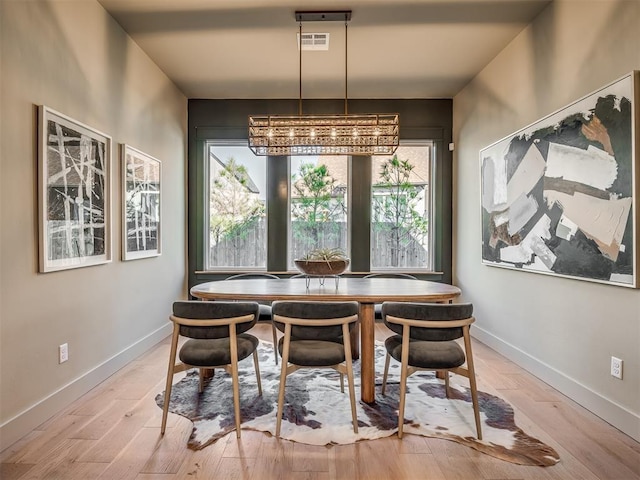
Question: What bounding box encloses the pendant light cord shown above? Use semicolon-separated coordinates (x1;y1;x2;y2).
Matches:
299;21;303;116
344;16;348;115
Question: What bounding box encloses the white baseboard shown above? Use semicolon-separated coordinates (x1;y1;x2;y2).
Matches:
472;326;640;442
0;322;172;452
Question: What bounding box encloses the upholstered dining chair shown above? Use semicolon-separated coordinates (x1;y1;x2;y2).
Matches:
225;273;280;364
271;301;360;437
161;301;262;438
380;301;482;440
363;273;417;320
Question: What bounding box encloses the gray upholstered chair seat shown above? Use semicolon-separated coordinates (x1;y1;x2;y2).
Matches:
278;337;345;366
180;334;260;367
384;335;465;369
258;304;272;321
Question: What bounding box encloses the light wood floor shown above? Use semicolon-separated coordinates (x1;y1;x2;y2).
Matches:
2;324;639;480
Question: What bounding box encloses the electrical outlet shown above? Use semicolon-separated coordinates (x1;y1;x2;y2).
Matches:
611;356;623;379
59;343;69;364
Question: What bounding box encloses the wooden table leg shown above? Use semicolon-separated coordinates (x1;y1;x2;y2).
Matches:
359;303;375;404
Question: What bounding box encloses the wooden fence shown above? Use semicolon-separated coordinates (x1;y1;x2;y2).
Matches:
208;220;428;268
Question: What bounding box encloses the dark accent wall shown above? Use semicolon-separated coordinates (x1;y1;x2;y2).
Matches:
188;99;453;289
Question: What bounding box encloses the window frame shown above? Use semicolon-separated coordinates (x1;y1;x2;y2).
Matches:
369;140;436;272
203;140;269;272
288;155;350;270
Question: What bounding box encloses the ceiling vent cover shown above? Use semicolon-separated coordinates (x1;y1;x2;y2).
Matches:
297;33;330;51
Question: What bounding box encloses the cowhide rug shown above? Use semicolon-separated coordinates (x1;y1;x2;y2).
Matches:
155;343;559;466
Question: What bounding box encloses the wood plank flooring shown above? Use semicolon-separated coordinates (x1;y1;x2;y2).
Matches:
1;324;638;480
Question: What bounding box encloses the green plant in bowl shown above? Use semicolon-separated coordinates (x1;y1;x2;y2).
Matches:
301;248;347;262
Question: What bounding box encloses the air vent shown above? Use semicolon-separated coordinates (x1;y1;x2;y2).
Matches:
297;33;330;51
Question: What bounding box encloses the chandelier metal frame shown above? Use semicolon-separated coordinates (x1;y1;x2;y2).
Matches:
248;10;400;156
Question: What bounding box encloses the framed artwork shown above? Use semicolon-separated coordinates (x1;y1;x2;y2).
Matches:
122;145;161;260
38;106;112;273
480;71;639;288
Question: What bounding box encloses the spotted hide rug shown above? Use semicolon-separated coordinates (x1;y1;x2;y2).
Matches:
155;343;560;466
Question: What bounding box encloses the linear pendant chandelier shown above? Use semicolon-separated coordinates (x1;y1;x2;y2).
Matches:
248;11;399;156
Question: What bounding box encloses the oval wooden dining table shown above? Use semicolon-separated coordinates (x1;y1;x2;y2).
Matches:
190;277;461;404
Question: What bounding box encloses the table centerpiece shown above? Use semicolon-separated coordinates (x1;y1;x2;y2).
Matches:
294;248;349;287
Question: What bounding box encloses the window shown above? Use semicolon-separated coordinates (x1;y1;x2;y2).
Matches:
201;143;434;273
205;142;267;269
371;143;433;270
289;155;348;268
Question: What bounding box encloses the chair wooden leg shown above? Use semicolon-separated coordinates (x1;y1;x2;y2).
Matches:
161;325;180;435
398;327;411;439
276;325;292;438
463;327;482;440
253;350;262;396
271;323;279;365
382;353;391;395
343;323;358;434
230;332;242;439
443;370;450;398
346;368;358;434
198;369;205;393
398;361;409;439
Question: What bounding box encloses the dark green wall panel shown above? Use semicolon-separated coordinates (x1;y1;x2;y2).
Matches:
188;99;453;288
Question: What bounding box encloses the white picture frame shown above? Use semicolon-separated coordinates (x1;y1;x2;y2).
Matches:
38;106;112;273
122;144;162;260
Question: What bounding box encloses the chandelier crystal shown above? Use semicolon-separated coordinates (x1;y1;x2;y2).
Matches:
248;113;399;156
248;11;399;156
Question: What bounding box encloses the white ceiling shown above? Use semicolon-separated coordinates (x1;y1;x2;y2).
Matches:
97;0;551;99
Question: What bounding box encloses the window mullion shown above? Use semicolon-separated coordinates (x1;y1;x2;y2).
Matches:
267;155;289;271
350;156;372;272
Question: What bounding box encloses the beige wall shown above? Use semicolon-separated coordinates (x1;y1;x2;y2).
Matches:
0;0;187;448
454;0;640;440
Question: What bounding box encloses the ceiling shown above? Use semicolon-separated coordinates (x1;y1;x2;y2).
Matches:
97;0;551;99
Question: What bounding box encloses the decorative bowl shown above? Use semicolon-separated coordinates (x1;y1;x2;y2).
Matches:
294;258;350;276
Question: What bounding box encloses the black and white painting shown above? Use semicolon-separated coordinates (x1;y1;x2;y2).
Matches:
480;71;638;287
122;145;161;260
38;106;112;273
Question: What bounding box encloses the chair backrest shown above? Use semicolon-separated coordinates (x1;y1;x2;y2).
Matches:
225;273;280;280
272;301;359;340
172;301;260;339
381;302;473;341
363;273;417;280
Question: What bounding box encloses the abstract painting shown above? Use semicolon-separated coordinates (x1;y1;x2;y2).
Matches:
480;71;639;287
122;145;161;260
38;106;112;273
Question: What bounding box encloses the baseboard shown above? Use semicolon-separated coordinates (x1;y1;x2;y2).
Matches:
471;326;640;442
0;322;172;452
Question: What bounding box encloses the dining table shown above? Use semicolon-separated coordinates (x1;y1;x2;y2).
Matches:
190;277;461;404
